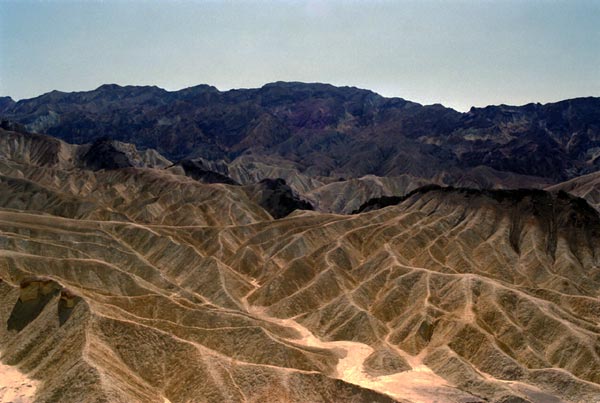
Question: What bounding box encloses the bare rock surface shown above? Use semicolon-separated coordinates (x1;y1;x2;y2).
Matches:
547;171;600;211
0;126;600;402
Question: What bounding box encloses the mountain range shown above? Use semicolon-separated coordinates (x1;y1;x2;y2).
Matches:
2;82;599;182
1;83;600;403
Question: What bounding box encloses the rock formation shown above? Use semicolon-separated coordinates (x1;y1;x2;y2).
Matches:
1;125;600;402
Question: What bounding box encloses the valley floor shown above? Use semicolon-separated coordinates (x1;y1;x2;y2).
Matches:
0;358;38;403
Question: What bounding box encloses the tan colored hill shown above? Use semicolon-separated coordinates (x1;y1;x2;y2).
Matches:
547;171;600;211
185;155;551;214
1;128;600;403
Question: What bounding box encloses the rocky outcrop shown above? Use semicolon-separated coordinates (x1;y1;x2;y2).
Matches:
243;178;314;218
80;137;134;170
7;277;62;331
363;349;411;377
80;137;171;170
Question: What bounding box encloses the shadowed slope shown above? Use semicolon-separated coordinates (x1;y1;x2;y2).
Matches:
243;178;314;219
548;171;600;212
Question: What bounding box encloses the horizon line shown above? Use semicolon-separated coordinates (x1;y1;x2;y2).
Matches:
2;80;599;113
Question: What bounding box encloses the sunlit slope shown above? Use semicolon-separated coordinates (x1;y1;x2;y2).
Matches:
0;129;270;226
237;188;600;402
1;128;600;402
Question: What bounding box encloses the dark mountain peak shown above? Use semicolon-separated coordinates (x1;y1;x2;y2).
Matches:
8;84;170;114
425;103;448;110
93;83;161;92
261;81;338;91
81;137;134;170
90;83;168;98
25;89;69;103
468;96;600;115
96;83;122;91
0;96;15;112
258;81;381;101
176;84;220;96
552;96;600;108
78;136;171;171
466;103;536;120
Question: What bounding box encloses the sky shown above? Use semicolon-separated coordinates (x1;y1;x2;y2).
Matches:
0;0;599;111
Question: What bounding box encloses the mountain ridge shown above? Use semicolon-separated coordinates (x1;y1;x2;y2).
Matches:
4;81;598;111
2;82;599;186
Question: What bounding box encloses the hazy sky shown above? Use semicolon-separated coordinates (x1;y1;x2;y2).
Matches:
1;0;599;111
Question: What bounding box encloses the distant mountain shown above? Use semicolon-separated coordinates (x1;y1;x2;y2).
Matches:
2;82;599;185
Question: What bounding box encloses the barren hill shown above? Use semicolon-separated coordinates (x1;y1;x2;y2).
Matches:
1;126;600;403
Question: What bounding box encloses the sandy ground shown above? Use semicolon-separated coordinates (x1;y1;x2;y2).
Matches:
245;304;476;403
0;361;38;403
283;318;470;403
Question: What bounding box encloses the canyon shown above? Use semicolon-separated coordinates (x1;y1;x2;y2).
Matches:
0;84;599;403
